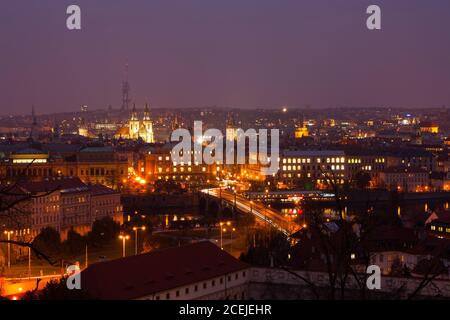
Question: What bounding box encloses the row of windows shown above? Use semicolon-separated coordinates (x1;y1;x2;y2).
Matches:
282;157;345;164
80;168;116;176
8;229;31;236
62;205;89;214
430;225;450;233
281;173;345;181
34;196;59;204
32;205;59;214
62;196;87;205
33;214;58;225
155;271;247;300
281;165;345;171
156;175;205;181
93;200;117;206
9;167;54;177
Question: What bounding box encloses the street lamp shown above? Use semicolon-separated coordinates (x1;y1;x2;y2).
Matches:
4;230;14;268
250;201;253;214
119;234;130;258
222;228;227;250
219;222;224;250
206;180;210;212
230;227;236;253
132;226;146;255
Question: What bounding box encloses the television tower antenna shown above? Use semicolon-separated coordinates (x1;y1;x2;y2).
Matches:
121;64;131;110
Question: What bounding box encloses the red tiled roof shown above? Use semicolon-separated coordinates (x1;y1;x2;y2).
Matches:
89;184;118;196
81;241;249;300
18;177;86;194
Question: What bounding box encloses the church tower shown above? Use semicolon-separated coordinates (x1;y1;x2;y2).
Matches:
226;112;237;142
142;103;154;143
129;103;140;139
78;117;89;137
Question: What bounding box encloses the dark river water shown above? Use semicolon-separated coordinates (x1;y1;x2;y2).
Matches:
277;198;450;228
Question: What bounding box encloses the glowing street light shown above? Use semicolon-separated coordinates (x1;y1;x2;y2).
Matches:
230;227;236;253
4;230;14;268
132;226;146;255
119;234;130;258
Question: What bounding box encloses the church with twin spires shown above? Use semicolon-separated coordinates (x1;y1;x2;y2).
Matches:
115;103;154;143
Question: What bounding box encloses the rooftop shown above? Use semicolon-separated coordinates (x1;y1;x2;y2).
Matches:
81;241;249;300
18;177;88;194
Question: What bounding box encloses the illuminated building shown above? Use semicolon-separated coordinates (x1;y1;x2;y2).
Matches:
278;150;347;188
78;117;96;138
115;103;154;143
75;146;128;188
426;211;450;239
345;149;388;185
138;144;219;183
294;126;309;139
444;138;450;146
1;146;128;190
1;177;123;240
226;113;237;142
378;167;429;192
419;121;439;134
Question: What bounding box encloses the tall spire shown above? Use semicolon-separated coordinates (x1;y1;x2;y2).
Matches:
226;112;235;128
143;102;150;120
131;103;138;120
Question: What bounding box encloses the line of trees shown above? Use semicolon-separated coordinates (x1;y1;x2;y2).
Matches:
31;216;121;261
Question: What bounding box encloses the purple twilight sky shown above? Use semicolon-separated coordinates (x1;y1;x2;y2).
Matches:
1;0;450;115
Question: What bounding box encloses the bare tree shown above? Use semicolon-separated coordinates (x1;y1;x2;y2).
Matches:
0;161;60;266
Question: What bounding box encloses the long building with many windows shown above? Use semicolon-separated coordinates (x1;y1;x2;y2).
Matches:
1;177;123;240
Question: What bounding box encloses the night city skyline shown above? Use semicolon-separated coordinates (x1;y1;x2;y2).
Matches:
2;1;450;311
